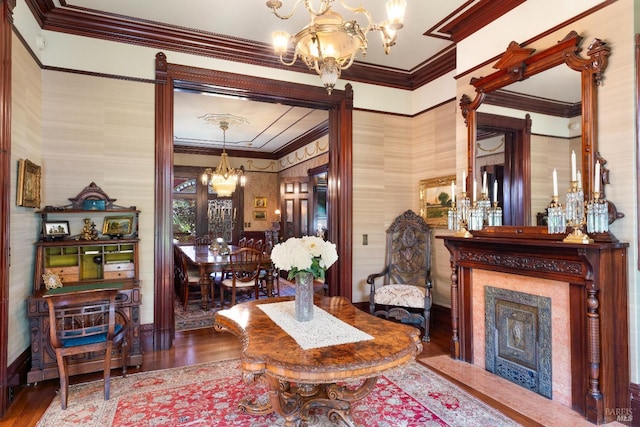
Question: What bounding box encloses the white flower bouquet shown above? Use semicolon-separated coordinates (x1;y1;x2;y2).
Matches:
270;236;338;280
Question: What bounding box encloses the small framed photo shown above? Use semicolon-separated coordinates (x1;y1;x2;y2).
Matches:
16;159;41;208
102;216;133;237
254;197;267;208
44;221;70;239
253;211;267;220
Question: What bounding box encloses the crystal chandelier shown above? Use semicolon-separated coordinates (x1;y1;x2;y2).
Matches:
266;0;407;94
200;115;247;197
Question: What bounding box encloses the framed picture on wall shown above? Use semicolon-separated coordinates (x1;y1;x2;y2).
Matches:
419;175;455;227
254;211;267;220
254;197;267;208
16;159;41;208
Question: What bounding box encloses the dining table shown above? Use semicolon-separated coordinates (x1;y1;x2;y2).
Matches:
177;243;274;309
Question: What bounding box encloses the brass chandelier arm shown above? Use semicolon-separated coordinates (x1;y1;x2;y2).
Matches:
267;0;332;20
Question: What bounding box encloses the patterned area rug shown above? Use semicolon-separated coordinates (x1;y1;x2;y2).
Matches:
37;358;520;426
175;279;324;331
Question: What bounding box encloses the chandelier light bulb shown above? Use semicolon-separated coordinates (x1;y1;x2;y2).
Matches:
272;31;290;54
386;0;407;29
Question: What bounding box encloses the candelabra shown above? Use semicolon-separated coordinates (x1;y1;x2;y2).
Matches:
546;196;566;234
447;180;502;237
563;180;592;243
586;191;609;234
488;201;503;226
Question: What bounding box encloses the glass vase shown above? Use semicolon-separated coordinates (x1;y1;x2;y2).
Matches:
294;271;314;322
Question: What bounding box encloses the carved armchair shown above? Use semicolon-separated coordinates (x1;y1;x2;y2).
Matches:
367;210;432;341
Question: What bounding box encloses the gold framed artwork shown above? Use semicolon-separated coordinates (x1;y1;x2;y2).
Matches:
102;216;133;237
254;197;267;208
419;175;455;227
253;211;267;220
16;159;41;208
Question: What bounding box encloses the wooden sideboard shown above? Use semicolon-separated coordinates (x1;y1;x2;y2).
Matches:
438;227;629;424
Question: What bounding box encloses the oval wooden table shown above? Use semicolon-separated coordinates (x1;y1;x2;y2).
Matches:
214;295;422;426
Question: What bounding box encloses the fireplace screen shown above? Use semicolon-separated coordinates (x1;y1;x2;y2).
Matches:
485;286;552;399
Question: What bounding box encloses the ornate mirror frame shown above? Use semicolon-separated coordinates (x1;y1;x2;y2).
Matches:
460;31;617;229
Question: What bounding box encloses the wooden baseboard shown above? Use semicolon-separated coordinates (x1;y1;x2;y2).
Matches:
628;382;639;426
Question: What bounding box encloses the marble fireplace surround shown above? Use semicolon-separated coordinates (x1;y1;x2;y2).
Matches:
439;228;629;424
474;271;569;405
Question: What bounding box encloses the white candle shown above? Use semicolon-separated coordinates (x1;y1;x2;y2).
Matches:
552;168;558;197
473;179;477;202
594;161;601;193
451;180;456;204
233;208;236;220
571;150;577;182
493;179;498;203
482;171;487;194
576;170;582;189
462;170;466;193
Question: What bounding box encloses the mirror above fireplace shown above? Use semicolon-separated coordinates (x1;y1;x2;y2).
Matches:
459;31;620;228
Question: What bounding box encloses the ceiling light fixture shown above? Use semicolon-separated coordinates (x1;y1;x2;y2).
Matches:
200;114;248;197
266;0;407;94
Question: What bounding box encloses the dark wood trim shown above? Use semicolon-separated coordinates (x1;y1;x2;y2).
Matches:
438;0;526;43
476;111;531;226
484;89;581;118
439;232;629;424
154;56;353;349
0;0;16;418
636;33;640;270
23;0;451;91
455;0;617;81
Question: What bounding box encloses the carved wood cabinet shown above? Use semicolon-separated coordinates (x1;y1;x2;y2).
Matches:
26;183;143;383
439;228;629;424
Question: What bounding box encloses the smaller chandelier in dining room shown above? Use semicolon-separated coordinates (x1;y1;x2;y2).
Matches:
200;114;248;197
266;0;407;94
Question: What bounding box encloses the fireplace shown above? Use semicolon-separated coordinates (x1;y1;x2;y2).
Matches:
439;228;629;424
485;286;552;399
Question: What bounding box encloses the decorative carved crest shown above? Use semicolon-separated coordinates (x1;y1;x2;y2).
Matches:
68;182;117;209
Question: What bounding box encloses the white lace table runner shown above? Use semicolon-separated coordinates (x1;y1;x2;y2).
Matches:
257;301;373;350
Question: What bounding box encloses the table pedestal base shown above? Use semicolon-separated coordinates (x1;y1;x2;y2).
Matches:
239;374;379;427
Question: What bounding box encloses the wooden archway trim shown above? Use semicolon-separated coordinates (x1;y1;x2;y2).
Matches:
153;53;354;350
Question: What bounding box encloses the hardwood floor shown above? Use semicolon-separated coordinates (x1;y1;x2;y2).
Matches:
0;311;615;427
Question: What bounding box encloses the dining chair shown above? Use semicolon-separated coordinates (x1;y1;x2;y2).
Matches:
220;248;262;308
258;241;279;297
44;287;128;410
178;251;208;310
194;235;212;246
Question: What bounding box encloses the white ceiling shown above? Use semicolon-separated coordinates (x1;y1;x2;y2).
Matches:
50;1;580;153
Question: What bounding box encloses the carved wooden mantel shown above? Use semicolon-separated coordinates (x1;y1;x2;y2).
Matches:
438;227;629;424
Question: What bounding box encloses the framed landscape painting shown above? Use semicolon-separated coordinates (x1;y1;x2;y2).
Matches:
419;175;455;227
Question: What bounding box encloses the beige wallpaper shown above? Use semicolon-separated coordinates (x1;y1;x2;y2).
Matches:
9;35;43;364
